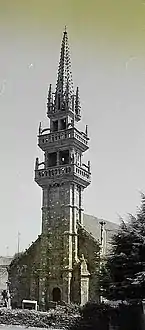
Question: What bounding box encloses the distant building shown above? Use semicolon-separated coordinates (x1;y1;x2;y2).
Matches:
0;257;13;295
8;29;119;310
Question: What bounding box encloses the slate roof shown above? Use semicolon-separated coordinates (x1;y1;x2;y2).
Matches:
83;213;119;251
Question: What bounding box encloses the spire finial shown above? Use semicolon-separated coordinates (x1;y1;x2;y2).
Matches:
54;28;74;112
64;25;67;33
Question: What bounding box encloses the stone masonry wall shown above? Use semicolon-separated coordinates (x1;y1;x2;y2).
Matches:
40;181;80;306
8;220;101;308
8;237;41;308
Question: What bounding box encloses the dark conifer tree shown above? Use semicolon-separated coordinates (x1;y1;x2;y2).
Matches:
100;194;145;303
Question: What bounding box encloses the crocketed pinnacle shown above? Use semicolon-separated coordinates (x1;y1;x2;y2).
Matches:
54;28;74;111
47;84;53;113
75;86;81;118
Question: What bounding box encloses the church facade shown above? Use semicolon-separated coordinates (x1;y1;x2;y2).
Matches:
8;29;117;310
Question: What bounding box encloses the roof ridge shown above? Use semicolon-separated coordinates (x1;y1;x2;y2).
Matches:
78;222;99;243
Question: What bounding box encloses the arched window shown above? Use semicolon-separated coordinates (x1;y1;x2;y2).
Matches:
58;94;61;110
52;287;61;302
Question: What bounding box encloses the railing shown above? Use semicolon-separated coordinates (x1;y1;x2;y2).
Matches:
35;164;91;183
74;164;90;181
74;130;88;146
38;128;88;148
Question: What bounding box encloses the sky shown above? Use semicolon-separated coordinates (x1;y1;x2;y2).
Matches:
0;0;145;255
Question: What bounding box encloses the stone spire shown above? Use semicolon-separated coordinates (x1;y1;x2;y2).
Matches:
54;27;74;112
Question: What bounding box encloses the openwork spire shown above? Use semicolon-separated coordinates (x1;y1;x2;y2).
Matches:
54;28;74;111
47;28;81;121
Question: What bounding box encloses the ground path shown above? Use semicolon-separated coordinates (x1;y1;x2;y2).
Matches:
0;326;62;330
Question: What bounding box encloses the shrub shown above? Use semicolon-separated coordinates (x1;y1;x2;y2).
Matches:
69;301;145;330
70;302;110;330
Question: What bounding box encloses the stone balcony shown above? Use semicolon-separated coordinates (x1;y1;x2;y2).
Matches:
38;127;89;152
35;163;91;188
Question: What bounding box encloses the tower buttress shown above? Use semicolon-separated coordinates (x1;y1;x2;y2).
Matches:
35;28;91;308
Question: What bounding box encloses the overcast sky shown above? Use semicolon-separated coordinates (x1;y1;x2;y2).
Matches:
0;0;145;256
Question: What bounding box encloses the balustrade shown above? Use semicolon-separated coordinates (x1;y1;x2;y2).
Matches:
38;128;88;148
35;164;91;183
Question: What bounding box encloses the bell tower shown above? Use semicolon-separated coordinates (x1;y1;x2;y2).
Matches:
35;28;91;309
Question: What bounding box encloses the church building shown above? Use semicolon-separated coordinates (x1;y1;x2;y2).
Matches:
8;29;118;310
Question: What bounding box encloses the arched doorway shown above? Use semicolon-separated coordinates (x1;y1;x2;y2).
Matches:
52;287;61;302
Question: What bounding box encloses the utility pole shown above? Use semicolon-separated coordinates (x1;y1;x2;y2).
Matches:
99;221;106;303
17;232;21;255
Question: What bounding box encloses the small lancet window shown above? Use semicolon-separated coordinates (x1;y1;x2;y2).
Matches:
61;101;65;111
58;94;61;110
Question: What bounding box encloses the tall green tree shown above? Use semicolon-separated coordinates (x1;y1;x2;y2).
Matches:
100;194;145;303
